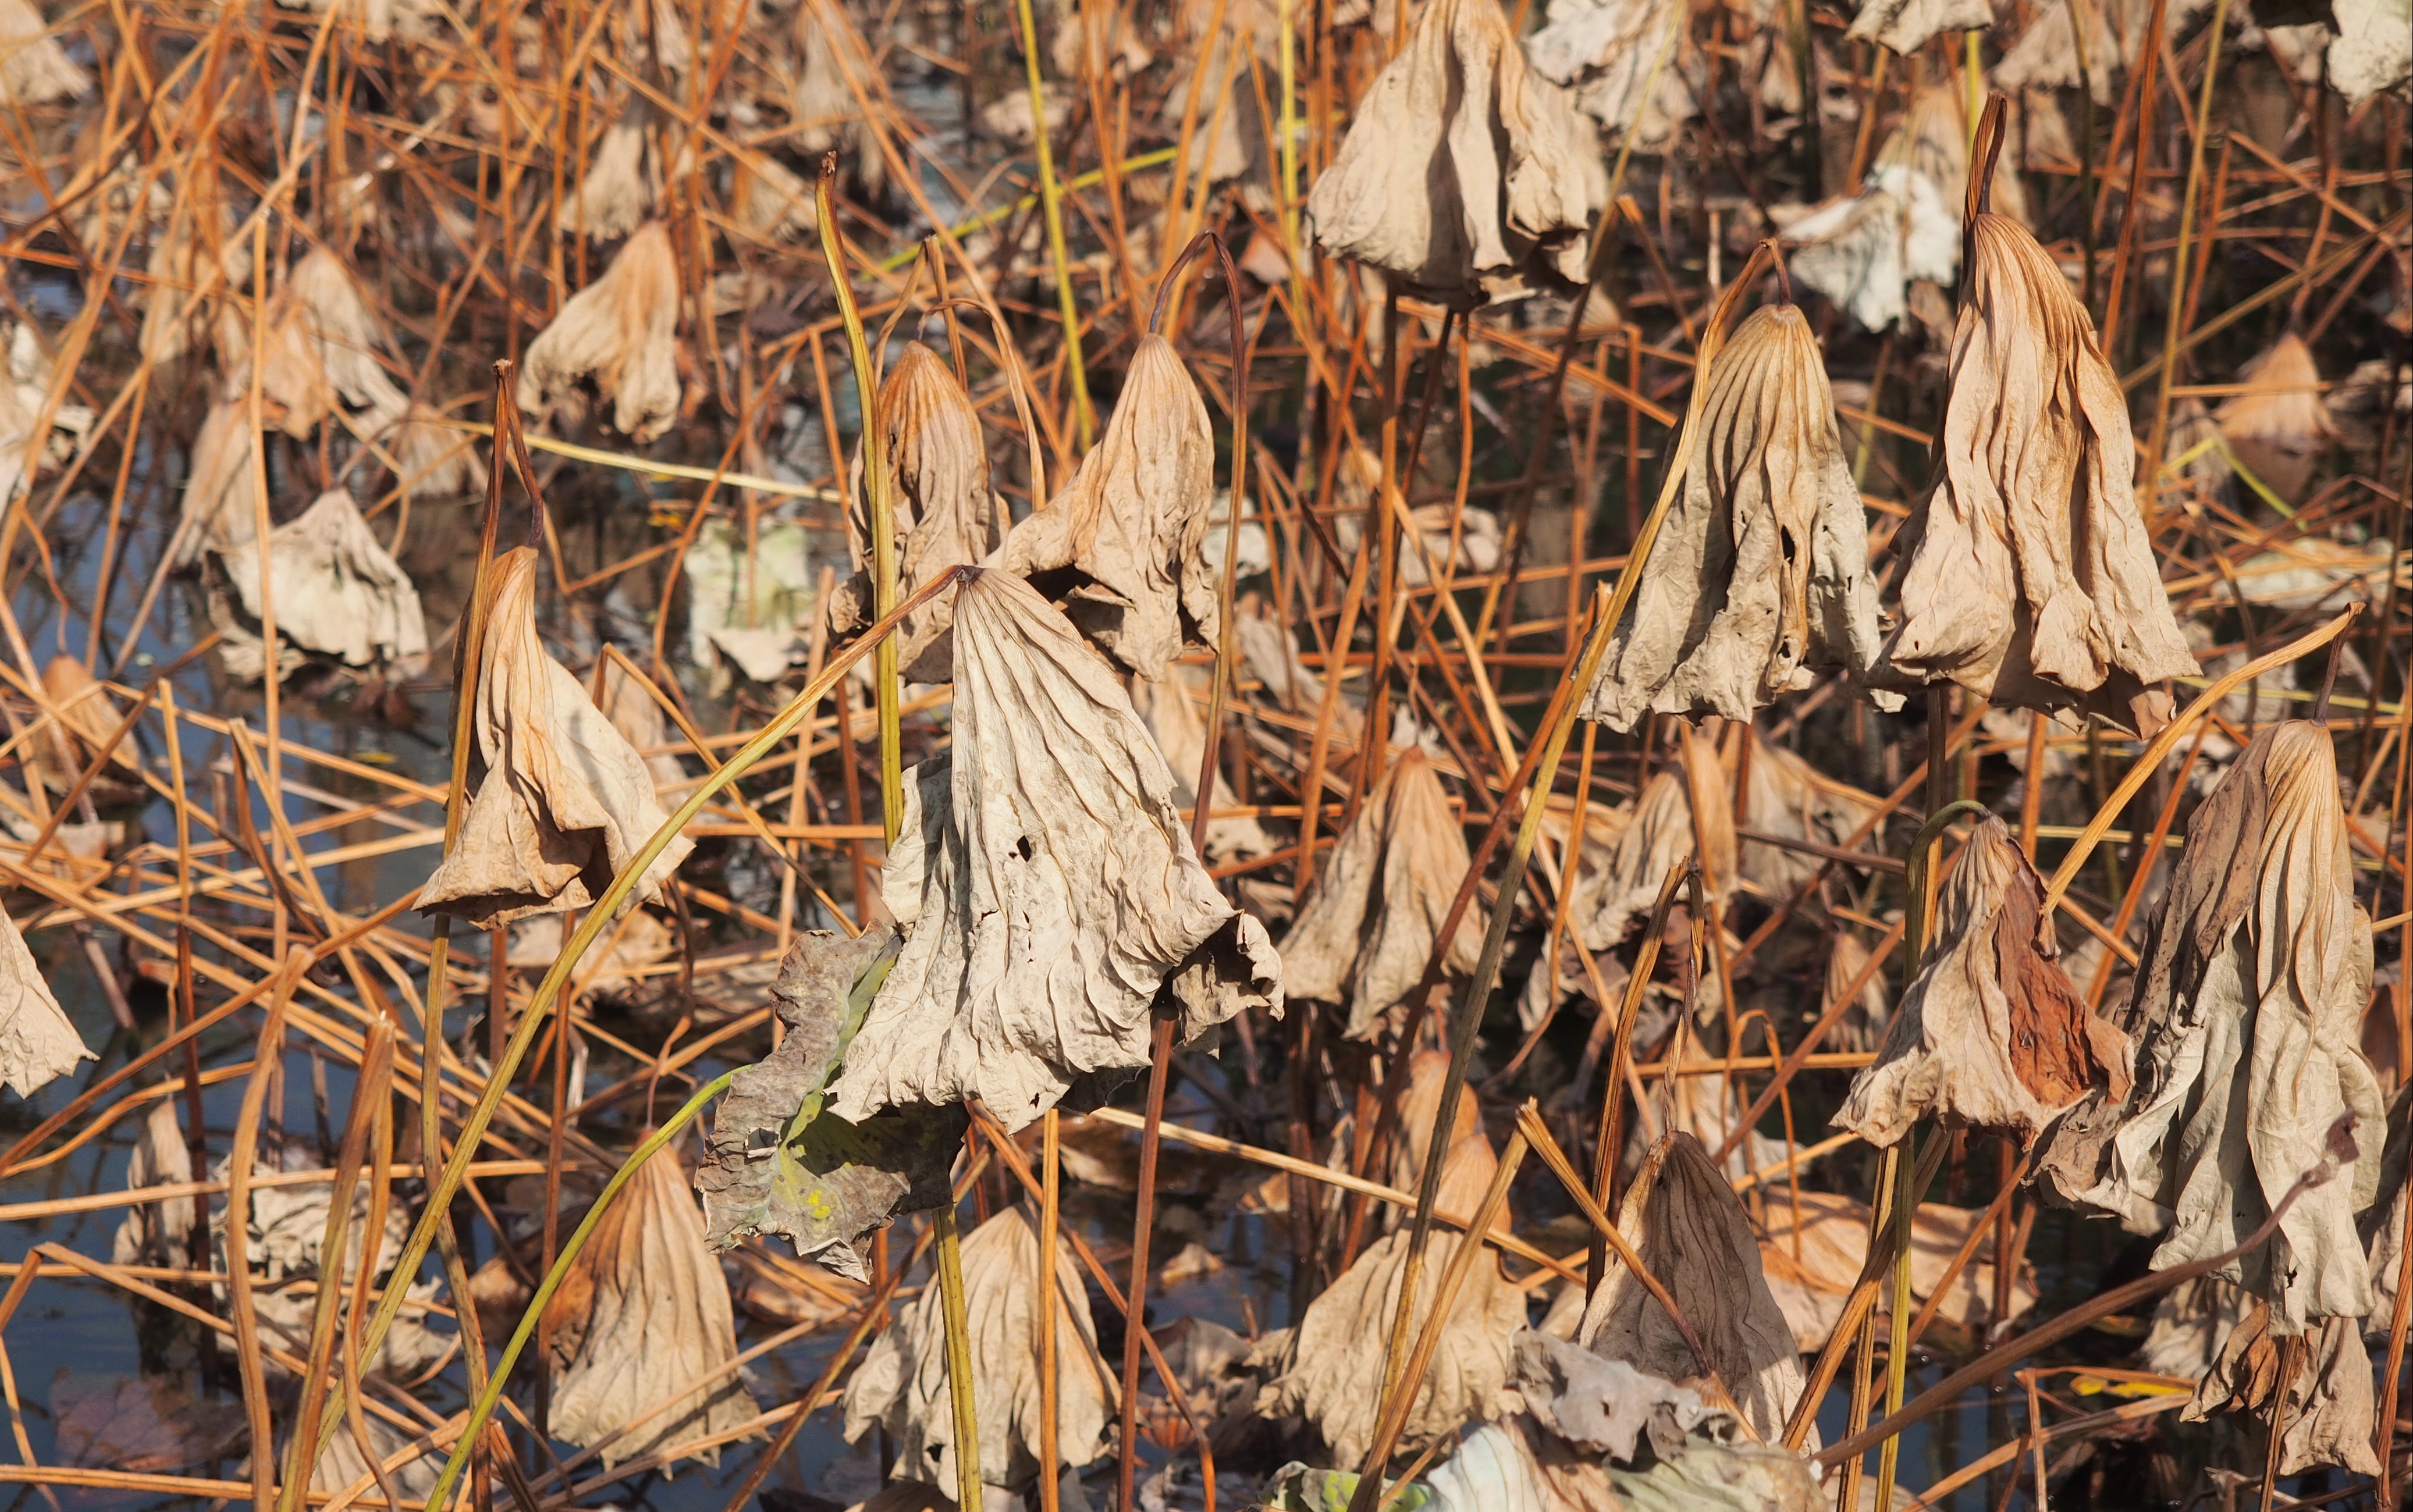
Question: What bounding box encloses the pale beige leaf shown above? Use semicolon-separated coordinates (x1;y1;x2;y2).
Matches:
827;569;1281;1133
1739;732;1885;901
557;105;660;240
598;660;689;794
2328;0;2411;106
0;0;87;104
1846;0;1993;54
0;899;90;1098
1584;726;1733;951
416;547;694;927
2181;1299;2378;1475
217;247;410;440
1131;665;1277;867
517;221;683;442
1753;1188;2039;1351
218;489;428;673
112;1101;196;1267
1527;0;1701;149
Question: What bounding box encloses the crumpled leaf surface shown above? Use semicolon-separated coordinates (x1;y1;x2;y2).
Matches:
696;928;962;1281
557;104;659;239
0;0;90;103
311;1409;444;1501
1424;1414;1623;1512
1584;724;1733;951
1846;0;1993;54
843;1204;1115;1489
1132;666;1277;867
598;660;688;794
1306;0;1597;301
0;897;90;1098
828;569;1281;1133
218;489;428;673
1822;931;1892;1054
1876;213;2198;735
544;1143;759;1470
1582;304;1890;729
218;247;409;440
2183;1300;2378;1475
1576;1132;1813;1446
2041;723;2383;1332
516;220;682;442
1751;1188;2039;1351
827;342;1008;683
1527;0;1700;150
1836;814;2130;1147
1281;749;1479;1039
997;335;1218;679
51;1375;246;1474
112;1101;196;1266
2327;0;2411;106
415;547;694;927
1740;728;1885;902
2216;333;2337;503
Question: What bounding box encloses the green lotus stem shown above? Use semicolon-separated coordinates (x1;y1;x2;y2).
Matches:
876;150;1179;273
1013;0;1094;450
418;1072;738;1512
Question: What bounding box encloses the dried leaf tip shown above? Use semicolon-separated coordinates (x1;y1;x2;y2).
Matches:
1875;212;2198;736
995;335;1221;681
516;221;683;443
2038;723;2384;1333
1306;0;1599;303
2217;332;2337;504
1582;304;1896;730
826;570;1280;1133
829;342;1007;684
218;247;410;441
415;547;694;927
1835;814;2130;1148
0;899;92;1098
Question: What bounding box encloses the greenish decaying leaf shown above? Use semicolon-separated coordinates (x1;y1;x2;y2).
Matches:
695;927;963;1281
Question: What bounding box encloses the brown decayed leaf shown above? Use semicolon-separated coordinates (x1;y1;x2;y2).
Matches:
1752;1187;2040;1350
2181;1300;2378;1477
829;342;1008;683
1877;214;2198;736
516;220;683;442
841;1204;1115;1490
1281;748;1479;1039
1584;725;1734;951
542;1144;760;1470
216;247;410;440
415;547;694;927
996;334;1219;681
1835;814;2130;1147
1305;0;1597;302
0;898;91;1098
1584;304;1892;730
826;569;1281;1133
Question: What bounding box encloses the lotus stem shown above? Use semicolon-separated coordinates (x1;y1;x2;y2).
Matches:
1012;0;1094;450
2142;0;2234;487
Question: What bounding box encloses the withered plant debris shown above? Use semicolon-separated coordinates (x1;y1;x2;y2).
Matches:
516;220;683;442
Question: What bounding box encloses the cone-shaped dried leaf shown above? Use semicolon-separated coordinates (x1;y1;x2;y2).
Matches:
2041;723;2383;1332
219;490;428;673
1876;214;2198;735
1576;1132;1812;1446
1846;0;1993;54
1305;0;1597;301
696;928;964;1280
790;0;884;191
219;248;410;440
1256;1140;1522;1463
1582;305;1891;730
842;1205;1115;1489
996;335;1218;680
1390;1048;1505;1222
112;1100;194;1266
30;656;138;796
2217;333;2336;504
517;221;683;443
1131;666;1277;867
382;405;488;503
828;343;1007;683
0;0;87;104
598;661;688;794
1996;0;2116;102
557;106;660;240
1526;0;1700;150
543;1143;760;1469
1836;814;2130;1147
828;570;1281;1133
1281;749;1479;1039
176;400;262;568
0;899;90;1098
1822;931;1892;1053
1583;726;1733;951
2328;0;2410;107
2181;1301;2377;1475
416;548;694;926
138;198;251;367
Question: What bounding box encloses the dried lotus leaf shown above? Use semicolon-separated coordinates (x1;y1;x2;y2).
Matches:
1877;214;2197;736
112;1101;196;1267
1576;1132;1813;1446
1584;728;1733;952
217;490;429;673
598;660;688;794
218;248;410;440
1582;305;1890;730
556;105;660;240
1131;666;1277;867
1835;814;2130;1148
1390;1049;1504;1223
1822;931;1892;1053
1846;0;1994;55
1305;0;1597;301
2216;333;2337;504
1739;732;1886;900
1753;1187;2039;1351
996;334;1219;680
1425;1413;1626;1512
543;1143;760;1469
827;570;1281;1133
0;0;87;105
1527;0;1702;150
828;343;1008;683
696;928;963;1280
1281;748;1479;1040
382;405;488;503
0;899;91;1098
516;221;683;443
30;656;138;796
2327;0;2411;107
311;1410;442;1502
415;547;694;927
2182;1301;2378;1476
176;400;263;568
2044;723;2384;1333
842;1205;1115;1489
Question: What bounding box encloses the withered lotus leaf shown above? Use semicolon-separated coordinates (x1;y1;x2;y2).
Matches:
598;660;688;794
516;220;683;443
695;928;963;1281
1527;0;1702;151
2042;723;2383;1333
2216;332;2337;504
1835;814;2130;1147
1582;304;1891;730
1281;748;1480;1040
218;489;428;673
1131;667;1277;867
218;247;410;440
0;0;86;104
1739;730;1886;900
828;342;1008;684
2183;1302;2377;1476
1577;1131;1813;1446
1877;214;2198;735
1584;724;1733;951
0;899;92;1098
30;655;139;796
841;1204;1115;1490
1754;1187;2038;1351
543;1143;760;1470
996;334;1219;681
556;105;659;240
415;547;694;927
826;569;1281;1133
112;1101;195;1267
1304;0;1596;302
1845;0;1992;54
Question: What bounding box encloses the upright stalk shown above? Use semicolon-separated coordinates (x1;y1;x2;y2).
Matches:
1012;0;1094;450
